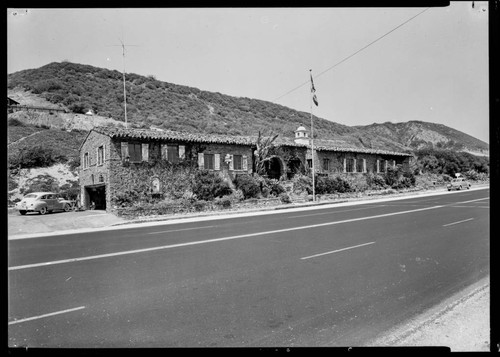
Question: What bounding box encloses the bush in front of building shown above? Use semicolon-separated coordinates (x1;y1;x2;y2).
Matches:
315;175;353;194
215;196;232;209
279;192;292;204
265;178;286;197
291;174;312;195
365;172;387;190
192;170;232;201
384;165;416;189
233;174;261;199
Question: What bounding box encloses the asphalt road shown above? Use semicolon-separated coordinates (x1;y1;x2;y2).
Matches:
8;188;489;347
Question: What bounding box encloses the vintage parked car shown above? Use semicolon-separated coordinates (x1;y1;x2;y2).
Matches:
15;192;75;215
447;177;471;191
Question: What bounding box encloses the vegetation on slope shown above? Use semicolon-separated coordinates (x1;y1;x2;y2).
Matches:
7;61;404;151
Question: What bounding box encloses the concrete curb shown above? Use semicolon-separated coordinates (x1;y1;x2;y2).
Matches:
8;184;489;240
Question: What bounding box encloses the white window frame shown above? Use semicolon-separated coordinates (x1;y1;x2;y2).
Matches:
97;145;104;166
83;152;90;169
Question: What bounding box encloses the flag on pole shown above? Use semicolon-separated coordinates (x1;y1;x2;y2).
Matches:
310;72;318;106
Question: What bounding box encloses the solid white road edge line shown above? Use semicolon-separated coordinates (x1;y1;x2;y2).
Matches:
8;205;443;271
9;306;85;325
443;218;474;227
300;241;376;260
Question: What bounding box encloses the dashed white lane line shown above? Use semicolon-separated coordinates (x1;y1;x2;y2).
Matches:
300;241;376;260
287;205;385;219
9;306;85;325
147;225;215;235
8;205;443;271
443;218;475;227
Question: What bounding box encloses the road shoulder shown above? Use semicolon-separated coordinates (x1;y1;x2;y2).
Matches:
368;276;490;351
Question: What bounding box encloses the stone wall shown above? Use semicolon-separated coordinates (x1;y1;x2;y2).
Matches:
79;131;113;209
107;139;254;211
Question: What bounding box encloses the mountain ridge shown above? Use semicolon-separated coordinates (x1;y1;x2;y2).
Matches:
7;61;488;156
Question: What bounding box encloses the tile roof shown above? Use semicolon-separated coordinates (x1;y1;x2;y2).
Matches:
89;126;413;157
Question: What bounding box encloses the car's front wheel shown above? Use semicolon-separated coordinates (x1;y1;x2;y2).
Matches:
39;207;48;215
64;204;71;212
19;210;26;215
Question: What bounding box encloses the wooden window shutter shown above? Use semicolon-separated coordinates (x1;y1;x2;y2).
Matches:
242;155;248;171
179;145;186;159
161;144;168;160
214;154;220;170
142;143;149;162
103;144;106;163
121;142;128;160
229;154;234;170
363;159;366;173
198;153;204;169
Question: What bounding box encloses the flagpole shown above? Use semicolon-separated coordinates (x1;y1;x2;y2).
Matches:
309;69;316;202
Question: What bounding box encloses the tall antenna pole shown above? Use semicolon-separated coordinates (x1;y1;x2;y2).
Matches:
309;69;316;202
120;39;128;128
109;38;139;128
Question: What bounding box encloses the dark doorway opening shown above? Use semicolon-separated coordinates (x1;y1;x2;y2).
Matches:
264;157;282;180
85;185;106;210
287;157;303;179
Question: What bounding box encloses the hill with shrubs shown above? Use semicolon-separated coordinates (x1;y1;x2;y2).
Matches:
7;62;489;211
8;61;488;155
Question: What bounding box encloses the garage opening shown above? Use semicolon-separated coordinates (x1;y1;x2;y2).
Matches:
85;184;106;210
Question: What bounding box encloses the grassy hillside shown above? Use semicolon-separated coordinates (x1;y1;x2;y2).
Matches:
6;62;406;151
7;61;488;155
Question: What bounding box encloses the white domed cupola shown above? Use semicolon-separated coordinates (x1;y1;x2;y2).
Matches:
294;124;310;144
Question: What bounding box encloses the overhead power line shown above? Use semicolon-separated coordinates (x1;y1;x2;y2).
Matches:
274;7;431;102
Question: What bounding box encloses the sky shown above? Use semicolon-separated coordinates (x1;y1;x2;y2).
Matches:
7;3;489;143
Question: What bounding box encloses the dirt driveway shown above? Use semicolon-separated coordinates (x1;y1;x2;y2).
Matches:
8;209;125;237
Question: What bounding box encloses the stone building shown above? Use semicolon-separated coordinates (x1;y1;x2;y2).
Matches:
78;125;413;212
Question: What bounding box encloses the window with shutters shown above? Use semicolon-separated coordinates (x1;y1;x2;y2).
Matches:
356;159;364;173
379;160;386;172
346;158;355;173
167;145;179;163
128;143;142;162
204;154;215;170
323;158;330;171
307;159;312;169
233;155;243;170
97;146;104;166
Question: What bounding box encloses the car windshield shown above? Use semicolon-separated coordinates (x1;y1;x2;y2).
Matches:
24;194;38;199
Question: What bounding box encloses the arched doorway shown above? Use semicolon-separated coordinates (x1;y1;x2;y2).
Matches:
264;156;283;180
287;157;303;179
